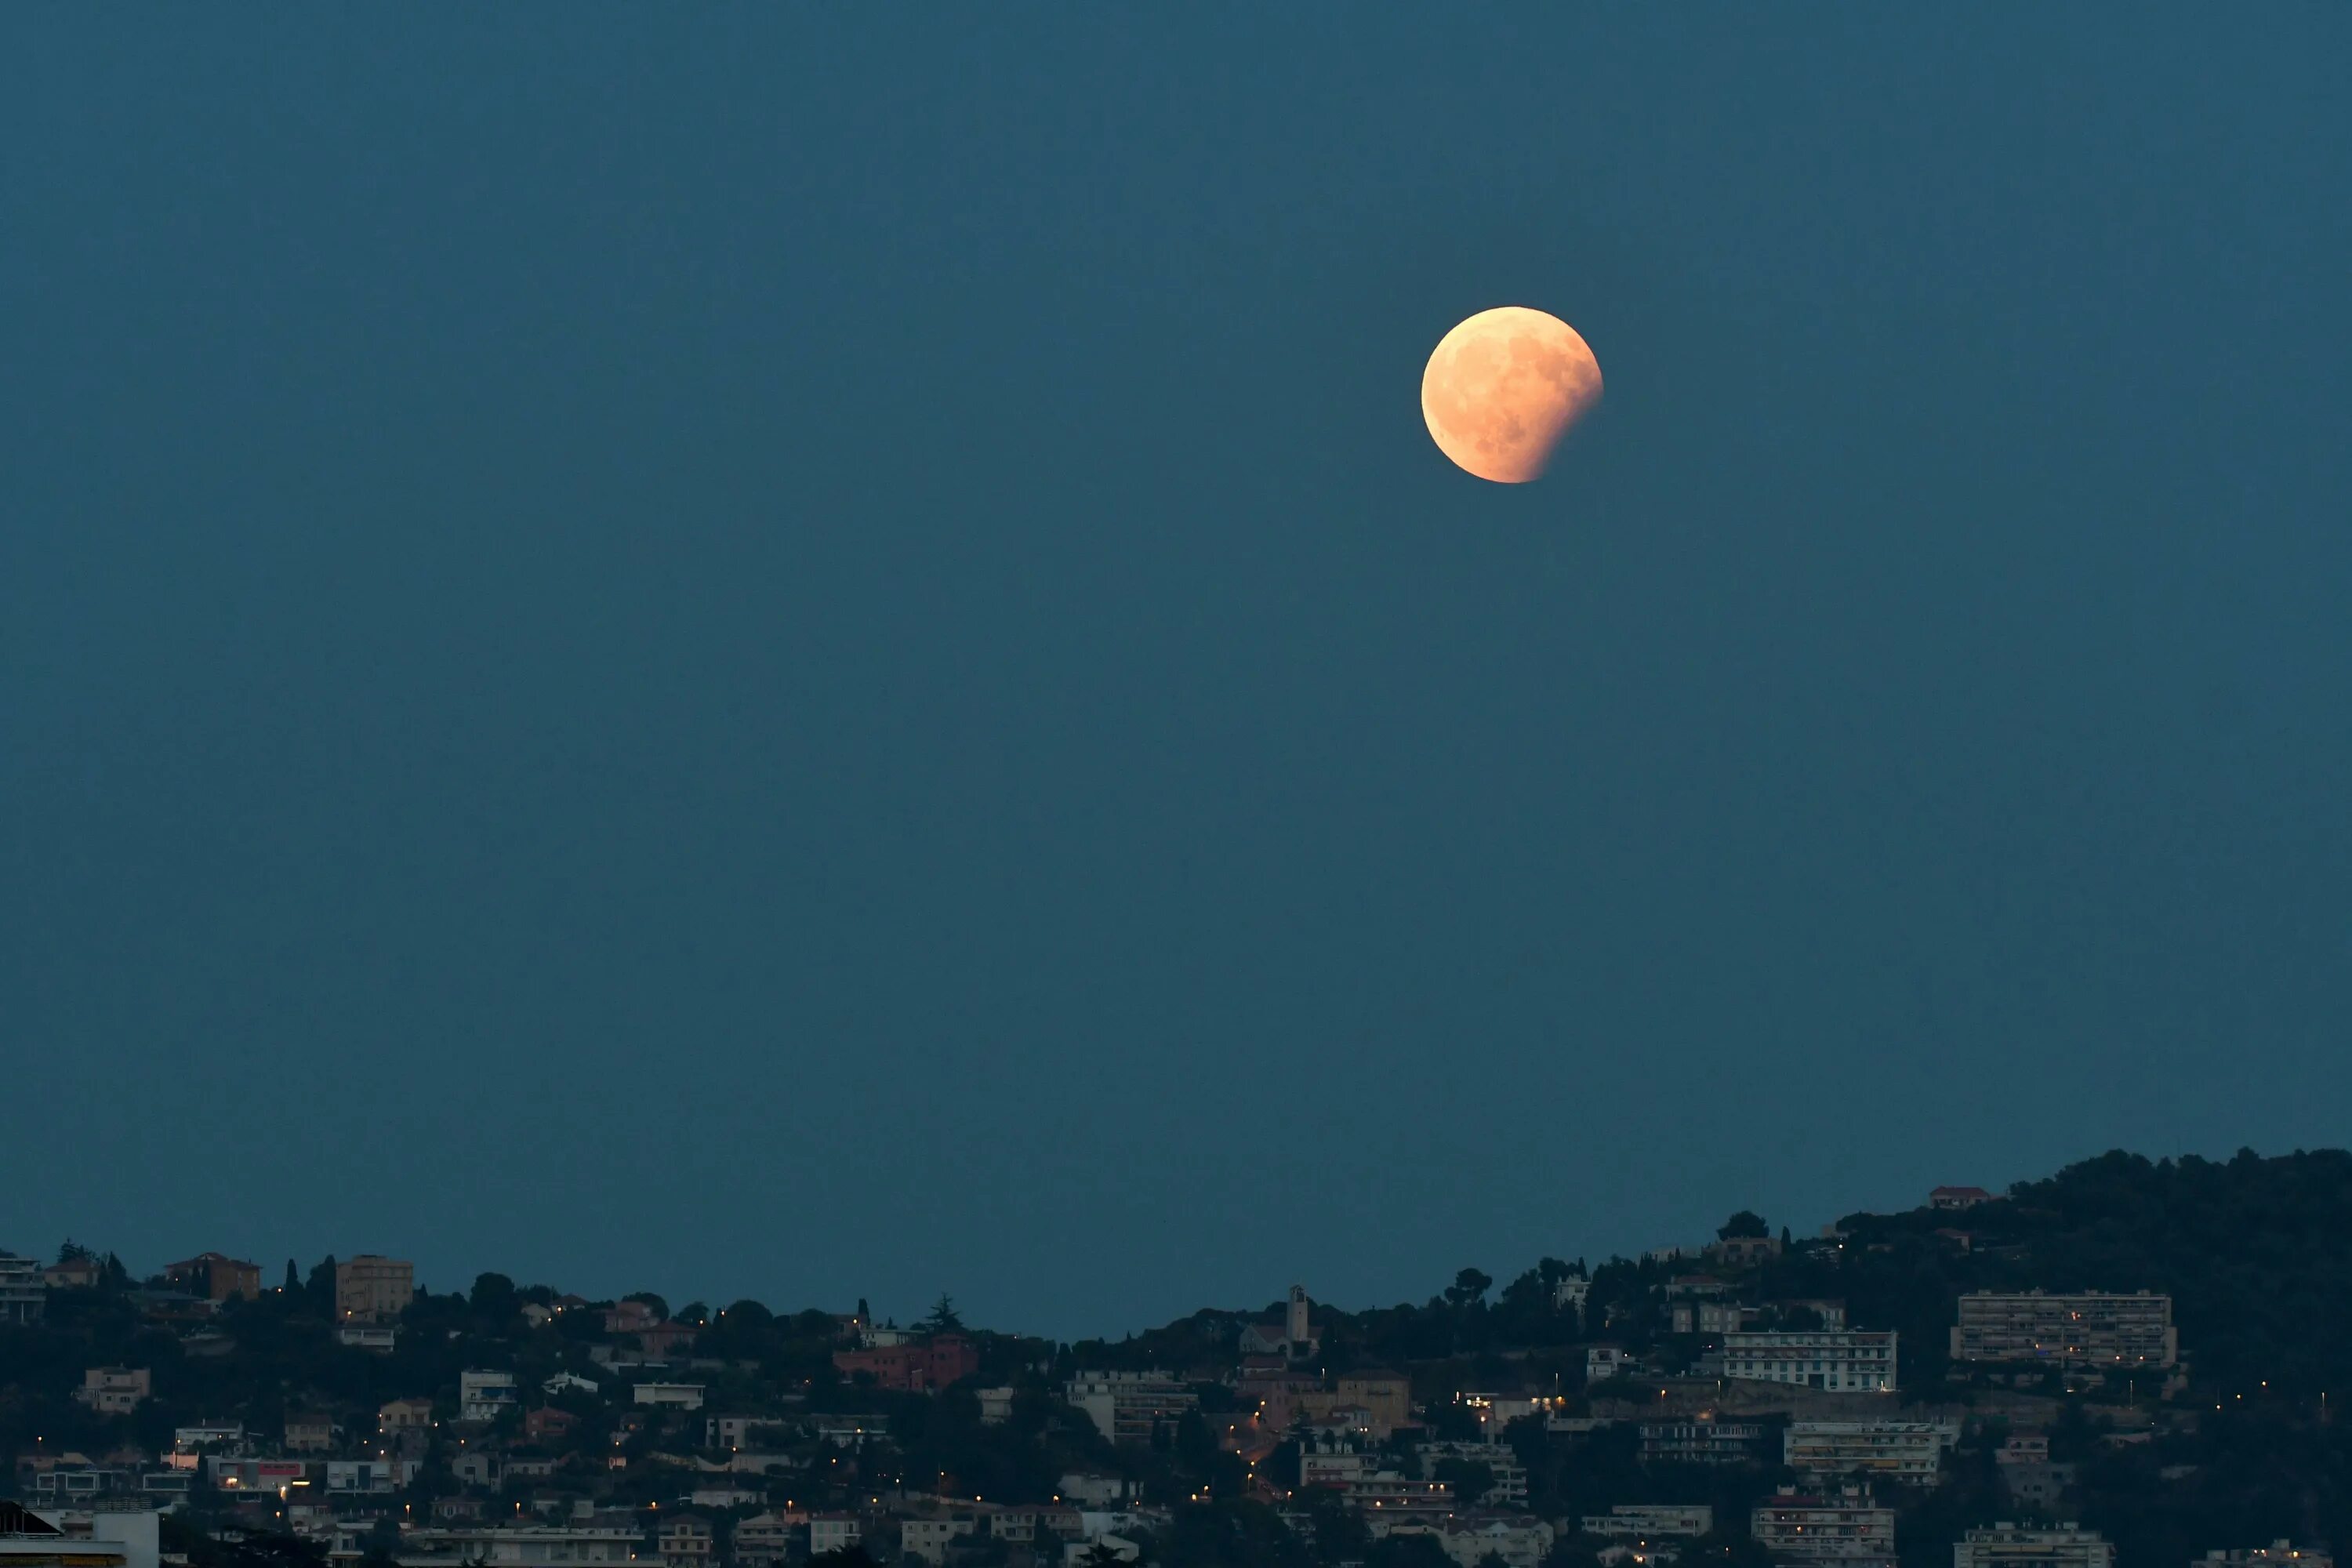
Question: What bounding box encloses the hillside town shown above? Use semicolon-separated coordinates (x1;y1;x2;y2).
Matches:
5;1151;2350;1568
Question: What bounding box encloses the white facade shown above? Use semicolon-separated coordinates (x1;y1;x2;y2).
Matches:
460;1370;520;1423
1751;1491;1896;1562
809;1519;862;1558
1784;1421;1959;1484
1066;1372;1196;1445
1722;1331;1896;1393
0;1254;47;1325
333;1526;638;1566
1955;1526;2114;1568
632;1383;706;1410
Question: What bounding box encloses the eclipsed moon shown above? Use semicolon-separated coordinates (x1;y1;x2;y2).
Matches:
1421;307;1603;484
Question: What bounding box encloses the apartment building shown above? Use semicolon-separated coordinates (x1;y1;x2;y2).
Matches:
334;1256;416;1324
1066;1372;1198;1445
2199;1544;2333;1568
1722;1330;1897;1393
0;1254;45;1326
1640;1417;1766;1465
1784;1421;1959;1485
1750;1489;1897;1564
1950;1292;2177;1368
1953;1526;2114;1568
1583;1506;1715;1541
459;1370;520;1423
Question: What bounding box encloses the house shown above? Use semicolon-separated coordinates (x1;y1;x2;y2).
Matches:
544;1373;601;1396
162;1254;262;1303
1058;1474;1136;1508
603;1300;663;1335
43;1257;105;1292
524;1408;580;1445
74;1368;152;1415
338;1325;399;1352
731;1512;806;1568
808;1516;863;1559
334;1256;416;1324
1586;1346;1636;1382
977;1387;1017;1425
632;1383;706;1410
832;1332;981;1392
655;1515;714;1568
379;1398;434;1432
899;1513;979;1566
283;1414;335;1454
1583;1505;1715;1542
1930;1186;1997;1210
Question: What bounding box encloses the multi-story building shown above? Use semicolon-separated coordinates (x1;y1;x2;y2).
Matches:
899;1515;978;1566
1749;1489;1897;1563
832;1332;981;1393
1066;1372;1199;1446
334;1256;416;1324
655;1515;713;1568
2199;1544;2333;1568
1722;1330;1897;1393
1583;1506;1715;1542
1345;1475;1454;1526
330;1526;637;1567
809;1517;863;1559
1415;1442;1528;1506
283;1413;335;1453
1784;1421;1959;1485
162;1254;262;1303
632;1383;706;1410
0;1253;45;1325
1951;1293;2177;1369
1425;1515;1556;1568
1952;1526;2114;1568
74;1368;153;1415
1640;1417;1767;1465
325;1458;419;1494
730;1512;805;1568
459;1370;520;1423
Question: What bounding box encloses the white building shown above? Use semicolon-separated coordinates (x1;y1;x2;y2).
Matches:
0;1254;47;1326
1722;1330;1896;1393
1416;1442;1528;1506
632;1384;706;1410
74;1369;152;1415
809;1518;862;1559
1066;1372;1196;1445
1587;1346;1636;1381
1750;1490;1896;1563
325;1459;420;1494
459;1370;520;1423
3;1511;160;1568
1954;1526;2114;1568
1426;1515;1555;1568
1784;1421;1959;1485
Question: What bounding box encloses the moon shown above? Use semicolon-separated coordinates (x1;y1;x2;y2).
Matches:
1420;307;1603;484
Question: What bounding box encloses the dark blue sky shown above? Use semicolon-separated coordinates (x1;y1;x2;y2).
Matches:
5;11;2348;1341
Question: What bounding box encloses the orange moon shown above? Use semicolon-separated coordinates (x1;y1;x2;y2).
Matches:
1420;307;1603;483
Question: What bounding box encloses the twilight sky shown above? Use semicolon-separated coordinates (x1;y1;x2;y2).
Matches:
4;10;2348;1341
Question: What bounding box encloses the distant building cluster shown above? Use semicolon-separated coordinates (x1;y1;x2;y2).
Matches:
0;1176;2282;1568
